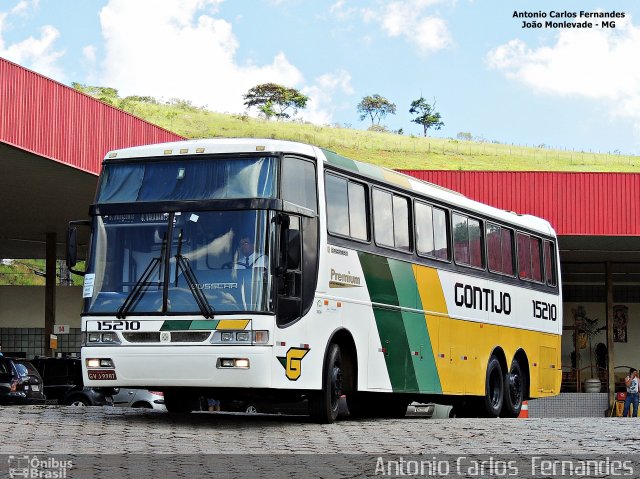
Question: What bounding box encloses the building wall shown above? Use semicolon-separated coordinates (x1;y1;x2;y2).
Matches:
0;286;82;328
562;302;640;378
0;286;82;357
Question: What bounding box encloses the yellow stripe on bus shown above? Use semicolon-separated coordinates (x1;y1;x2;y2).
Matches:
216;320;250;330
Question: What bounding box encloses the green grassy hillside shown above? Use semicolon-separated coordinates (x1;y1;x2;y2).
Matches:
112;95;640;172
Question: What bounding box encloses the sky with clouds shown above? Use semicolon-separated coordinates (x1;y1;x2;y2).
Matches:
1;0;639;154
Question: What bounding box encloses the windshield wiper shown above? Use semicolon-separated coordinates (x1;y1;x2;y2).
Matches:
117;236;166;319
174;230;215;319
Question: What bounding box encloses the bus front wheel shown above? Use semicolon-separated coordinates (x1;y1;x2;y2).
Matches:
309;343;343;424
483;356;504;417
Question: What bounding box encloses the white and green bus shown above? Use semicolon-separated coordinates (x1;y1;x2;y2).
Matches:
69;139;562;422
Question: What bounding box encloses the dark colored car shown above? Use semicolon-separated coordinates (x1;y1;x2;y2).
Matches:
0;357;46;405
31;357;113;406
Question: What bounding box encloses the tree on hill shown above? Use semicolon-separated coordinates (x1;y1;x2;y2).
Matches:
357;94;396;125
243;83;309;120
409;97;444;137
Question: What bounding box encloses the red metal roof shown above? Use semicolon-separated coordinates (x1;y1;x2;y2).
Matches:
0;57;184;175
399;170;640;236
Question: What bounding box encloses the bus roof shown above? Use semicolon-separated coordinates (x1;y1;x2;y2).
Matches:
104;138;556;237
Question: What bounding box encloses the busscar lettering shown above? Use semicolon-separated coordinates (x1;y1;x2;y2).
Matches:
454;282;511;315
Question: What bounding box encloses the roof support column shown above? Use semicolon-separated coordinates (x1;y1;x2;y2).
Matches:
45;232;56;357
606;261;614;407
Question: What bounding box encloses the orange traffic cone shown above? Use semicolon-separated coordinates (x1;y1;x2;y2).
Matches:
518;401;529;418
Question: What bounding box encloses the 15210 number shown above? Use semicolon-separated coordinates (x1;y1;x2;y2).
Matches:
96;320;141;331
532;300;557;321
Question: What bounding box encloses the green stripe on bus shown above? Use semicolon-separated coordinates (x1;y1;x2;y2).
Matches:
359;252;419;392
189;320;219;330
321;149;358;172
387;260;442;394
161;320;192;331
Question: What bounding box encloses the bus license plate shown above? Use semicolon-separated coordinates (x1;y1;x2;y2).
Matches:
88;370;117;380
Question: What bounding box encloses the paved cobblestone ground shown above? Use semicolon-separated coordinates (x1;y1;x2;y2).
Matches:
0;405;637;455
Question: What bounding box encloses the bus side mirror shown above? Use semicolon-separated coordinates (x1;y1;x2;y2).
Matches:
66;220;90;276
67;227;78;268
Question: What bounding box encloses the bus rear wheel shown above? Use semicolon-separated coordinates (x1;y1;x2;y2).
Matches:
309;343;343;424
502;360;525;418
483;356;504;417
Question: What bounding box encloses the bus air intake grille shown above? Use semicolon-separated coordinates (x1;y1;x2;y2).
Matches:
170;332;211;342
123;332;159;343
123;332;211;343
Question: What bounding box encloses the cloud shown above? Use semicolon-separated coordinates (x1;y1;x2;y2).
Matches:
302;70;354;124
0;0;65;80
330;0;452;53
98;0;309;116
487;16;640;128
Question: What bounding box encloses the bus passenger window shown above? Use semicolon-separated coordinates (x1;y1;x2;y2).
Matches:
326;174;349;236
415;202;435;255
326;173;369;241
416;201;449;260
433;207;449;260
517;233;531;279
501;228;514;275
517;233;542;282
544;241;557;286
530;237;542;282
468;218;483;268
453;214;469;264
454;213;483;268
348;182;368;241
487;223;514;276
373;189;394;247
373;188;411;251
393;195;410;251
487;224;501;272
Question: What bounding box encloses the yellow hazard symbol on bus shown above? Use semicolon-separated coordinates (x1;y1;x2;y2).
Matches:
277;347;310;381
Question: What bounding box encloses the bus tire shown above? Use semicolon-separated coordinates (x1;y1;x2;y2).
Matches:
164;390;193;414
483;356;504;417
502;359;525;418
309;343;343;424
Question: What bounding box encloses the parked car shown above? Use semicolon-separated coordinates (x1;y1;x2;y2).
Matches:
112;388;166;411
0;357;46;405
31;357;112;406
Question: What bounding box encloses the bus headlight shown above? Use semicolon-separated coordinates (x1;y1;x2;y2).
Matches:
86;358;114;369
101;333;120;343
221;332;234;342
85;332;121;344
236;332;250;342
211;330;268;344
217;358;250;369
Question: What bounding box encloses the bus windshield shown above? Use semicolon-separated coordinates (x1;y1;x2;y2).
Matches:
85;210;273;315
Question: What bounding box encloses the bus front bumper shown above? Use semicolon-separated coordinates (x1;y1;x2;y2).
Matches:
81;345;273;389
